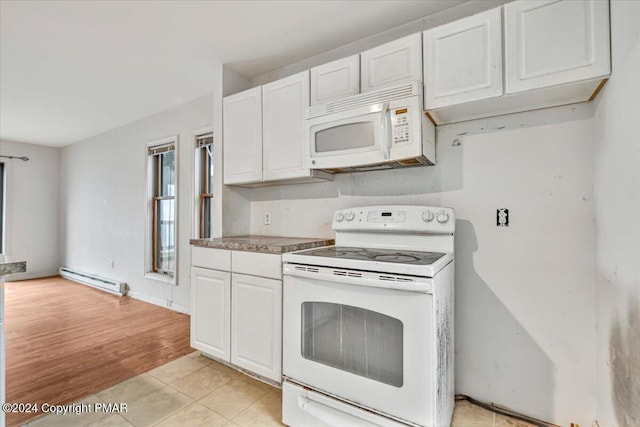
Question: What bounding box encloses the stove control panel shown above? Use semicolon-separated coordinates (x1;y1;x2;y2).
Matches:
367;210;406;223
333;206;455;233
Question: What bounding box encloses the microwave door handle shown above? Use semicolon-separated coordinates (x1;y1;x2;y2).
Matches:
380;102;392;160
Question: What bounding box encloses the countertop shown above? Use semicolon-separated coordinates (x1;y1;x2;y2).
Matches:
190;235;334;254
0;258;27;276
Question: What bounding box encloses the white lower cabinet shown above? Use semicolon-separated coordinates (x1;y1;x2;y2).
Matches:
190;247;283;384
191;267;231;362
231;274;282;381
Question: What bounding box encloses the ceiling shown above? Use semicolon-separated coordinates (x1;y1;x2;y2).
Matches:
0;0;470;147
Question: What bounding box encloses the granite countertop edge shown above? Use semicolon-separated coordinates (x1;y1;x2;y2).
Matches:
0;260;27;276
189;236;334;254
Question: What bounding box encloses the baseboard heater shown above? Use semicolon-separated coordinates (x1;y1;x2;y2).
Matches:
59;267;127;296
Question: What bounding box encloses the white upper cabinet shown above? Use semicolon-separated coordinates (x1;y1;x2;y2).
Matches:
504;0;611;94
310;55;360;105
262;71;310;181
423;8;503;109
223;87;263;184
361;33;422;92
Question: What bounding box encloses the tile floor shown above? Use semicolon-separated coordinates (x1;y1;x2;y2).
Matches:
25;352;536;427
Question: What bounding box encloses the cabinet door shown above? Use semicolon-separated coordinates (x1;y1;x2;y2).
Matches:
191;267;231;362
310;55;359;105
504;0;610;94
263;71;310;181
423;8;503;109
231;274;282;382
223;87;263;184
361;33;422;92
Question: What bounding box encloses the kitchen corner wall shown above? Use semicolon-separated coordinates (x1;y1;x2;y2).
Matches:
592;2;640;426
0;139;61;279
60;93;215;313
249;105;598;426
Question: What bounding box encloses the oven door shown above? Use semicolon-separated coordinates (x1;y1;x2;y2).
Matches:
283;270;435;426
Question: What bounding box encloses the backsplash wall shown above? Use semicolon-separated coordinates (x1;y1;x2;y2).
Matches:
247;104;597;426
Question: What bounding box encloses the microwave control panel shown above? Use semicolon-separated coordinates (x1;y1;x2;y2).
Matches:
391;108;411;146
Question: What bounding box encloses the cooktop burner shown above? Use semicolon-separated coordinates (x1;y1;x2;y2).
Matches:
297;246;446;266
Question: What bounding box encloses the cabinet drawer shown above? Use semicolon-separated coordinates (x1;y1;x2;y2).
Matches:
192;247;231;271
232;251;282;280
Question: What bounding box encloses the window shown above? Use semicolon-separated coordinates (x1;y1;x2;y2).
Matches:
195;132;214;238
147;138;177;278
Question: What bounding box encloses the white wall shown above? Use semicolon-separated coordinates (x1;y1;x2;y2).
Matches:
0;139;60;280
592;2;640;426
247;105;597;426
60;93;215;313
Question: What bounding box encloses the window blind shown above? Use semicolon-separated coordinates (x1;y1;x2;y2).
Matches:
195;133;213;148
148;142;175;156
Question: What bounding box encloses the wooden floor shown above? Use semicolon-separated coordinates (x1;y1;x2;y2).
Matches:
4;276;193;427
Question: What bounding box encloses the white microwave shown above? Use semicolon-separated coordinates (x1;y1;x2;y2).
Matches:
306;82;435;172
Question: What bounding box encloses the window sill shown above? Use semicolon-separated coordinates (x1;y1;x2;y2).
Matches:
145;272;175;285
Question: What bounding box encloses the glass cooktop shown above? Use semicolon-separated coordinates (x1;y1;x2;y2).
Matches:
295;246;446;266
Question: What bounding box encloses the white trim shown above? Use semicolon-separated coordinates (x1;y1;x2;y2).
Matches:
146;135;178;148
129;290;190;315
168;300;190;315
145;271;175;285
193;139;202;239
192;126;214;137
192;127;214;239
144;135;179;285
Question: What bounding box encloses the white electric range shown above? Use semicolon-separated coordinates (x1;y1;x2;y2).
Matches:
282;205;455;427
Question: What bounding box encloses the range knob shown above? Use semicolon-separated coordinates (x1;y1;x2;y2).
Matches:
335;212;345;222
436;210;450;223
421;210;435;222
345;212;356;222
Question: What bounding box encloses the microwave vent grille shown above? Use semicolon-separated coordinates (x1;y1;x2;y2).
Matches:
308;82;421;119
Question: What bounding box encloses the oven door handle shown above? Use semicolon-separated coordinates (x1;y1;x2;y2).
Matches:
298;395;381;427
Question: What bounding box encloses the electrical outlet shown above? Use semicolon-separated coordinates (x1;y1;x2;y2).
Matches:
497;208;509;227
264;212;272;225
110;259;115;268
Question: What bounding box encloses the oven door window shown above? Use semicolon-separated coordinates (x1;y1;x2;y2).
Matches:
301;302;403;387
